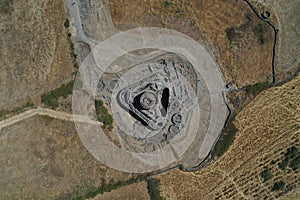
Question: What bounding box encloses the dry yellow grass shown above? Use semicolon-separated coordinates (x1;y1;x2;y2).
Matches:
109;0;274;87
158;74;300;199
0;115;132;199
0;0;75;110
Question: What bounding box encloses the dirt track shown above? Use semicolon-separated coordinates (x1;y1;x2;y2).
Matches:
0;108;100;131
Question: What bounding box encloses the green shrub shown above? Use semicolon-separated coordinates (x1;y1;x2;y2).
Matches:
272;181;285;191
225;27;236;42
64;18;70;28
212;119;239;158
147;178;164;200
73;177;144;200
95;100;113;129
285;146;299;159
69;43;77;59
260;167;273;181
164;1;172;7
178;164;184;170
0;0;13;14
289;156;300;171
73;62;79;69
41;81;74;109
278;157;289;171
278;146;300;171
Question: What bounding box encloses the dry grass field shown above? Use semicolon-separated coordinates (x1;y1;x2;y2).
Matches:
0;115;133;199
0;0;75;110
109;0;275;87
250;0;300;82
157;74;300;199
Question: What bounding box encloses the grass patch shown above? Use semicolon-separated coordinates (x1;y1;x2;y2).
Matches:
95;100;113;129
212;118;239;158
245;81;272;96
147;178;164;200
41;81;74;109
0;101;35;120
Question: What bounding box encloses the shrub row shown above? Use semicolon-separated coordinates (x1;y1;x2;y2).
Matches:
147;178;165;200
245;81;272;96
212;119;239;158
73;177;145;200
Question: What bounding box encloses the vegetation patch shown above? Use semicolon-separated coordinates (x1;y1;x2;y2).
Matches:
41;81;74;109
174;10;183;18
147;178;164;200
72;177;145;200
95;100;113;129
63;18;79;69
272;181;286;191
225;26;237;42
260;167;273;182
245;81;272;96
278;146;300;171
0;101;35;120
212;118;239;158
164;1;172;7
64;18;70;28
69;43;77;59
0;0;13;14
253;23;266;45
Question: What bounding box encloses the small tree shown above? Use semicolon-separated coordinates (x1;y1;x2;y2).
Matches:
164;1;172;7
64;18;70;28
260;167;273;181
272;181;285;191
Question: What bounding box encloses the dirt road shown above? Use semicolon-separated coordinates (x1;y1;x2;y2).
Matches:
0;108;100;130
